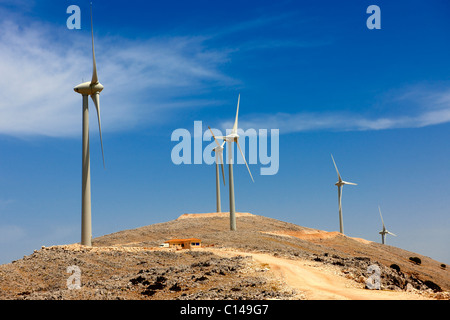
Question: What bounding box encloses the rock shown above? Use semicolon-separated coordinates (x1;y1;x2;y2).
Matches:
406;283;416;292
434;292;450;300
355;257;370;262
195;275;209;282
357;276;366;284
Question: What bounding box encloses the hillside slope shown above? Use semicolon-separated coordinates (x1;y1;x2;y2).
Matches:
0;212;448;300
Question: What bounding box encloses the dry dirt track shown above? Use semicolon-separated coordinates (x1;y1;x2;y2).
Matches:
209;248;433;300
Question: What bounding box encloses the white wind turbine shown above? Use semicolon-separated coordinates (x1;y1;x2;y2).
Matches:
331;154;357;234
73;4;105;246
214;94;254;230
378;205;396;245
208;127;226;213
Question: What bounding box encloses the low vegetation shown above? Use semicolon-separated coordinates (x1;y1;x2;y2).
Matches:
409;257;422;265
390;264;401;272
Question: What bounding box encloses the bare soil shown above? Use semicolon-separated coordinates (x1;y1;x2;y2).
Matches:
0;212;448;300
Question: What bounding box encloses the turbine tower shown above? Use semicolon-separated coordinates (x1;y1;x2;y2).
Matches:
73;4;105;246
215;94;254;230
208;127;226;212
331;154;356;234
378;205;396;244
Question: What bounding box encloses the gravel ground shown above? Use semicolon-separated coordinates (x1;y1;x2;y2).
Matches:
0;213;448;300
0;244;300;300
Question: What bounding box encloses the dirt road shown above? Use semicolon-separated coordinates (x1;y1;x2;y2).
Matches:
208;248;433;300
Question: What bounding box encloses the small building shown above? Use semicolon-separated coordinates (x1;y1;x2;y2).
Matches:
164;238;201;250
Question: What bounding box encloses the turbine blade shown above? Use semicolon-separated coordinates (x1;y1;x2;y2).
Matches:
331;154;341;180
343;181;357;185
378;206;385;227
90;4;98;85
236;140;254;182
208;126;221;147
232;94;240;134
388;231;397;236
90;93;105;168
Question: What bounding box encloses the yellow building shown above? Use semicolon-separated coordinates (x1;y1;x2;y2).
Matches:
164;238;201;249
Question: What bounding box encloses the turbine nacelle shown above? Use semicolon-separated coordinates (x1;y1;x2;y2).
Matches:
74;82;104;96
379;229;396;236
208;126;225;154
335;180;357;187
217;133;239;143
378;206;397;243
213;144;225;153
228;134;239;142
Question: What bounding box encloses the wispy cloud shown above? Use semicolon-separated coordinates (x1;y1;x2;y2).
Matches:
0;199;15;208
0;225;26;243
0;15;236;138
211;12;295;38
207;11;332;52
2;7;446;138
228;86;450;133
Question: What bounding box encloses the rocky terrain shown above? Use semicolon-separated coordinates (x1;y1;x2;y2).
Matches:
0;212;448;300
0;244;296;300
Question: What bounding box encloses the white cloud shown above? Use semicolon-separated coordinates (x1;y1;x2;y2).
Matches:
0;17;236;138
2;9;449;138
229;86;450;133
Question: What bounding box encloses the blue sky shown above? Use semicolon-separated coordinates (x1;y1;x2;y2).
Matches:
0;0;449;265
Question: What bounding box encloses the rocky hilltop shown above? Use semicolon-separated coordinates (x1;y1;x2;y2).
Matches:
0;213;448;300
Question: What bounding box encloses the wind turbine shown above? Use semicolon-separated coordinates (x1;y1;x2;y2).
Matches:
214;94;254;231
331;154;357;234
378;205;396;244
73;4;105;246
208;127;226;212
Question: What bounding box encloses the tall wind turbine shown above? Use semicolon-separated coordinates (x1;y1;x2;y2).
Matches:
73;4;105;246
208;127;226;212
331;154;356;234
378;205;396;244
214;94;254;230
